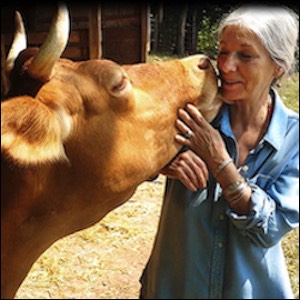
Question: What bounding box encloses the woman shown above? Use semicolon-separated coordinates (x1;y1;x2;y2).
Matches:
140;5;299;299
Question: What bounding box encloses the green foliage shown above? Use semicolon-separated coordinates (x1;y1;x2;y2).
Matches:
195;5;229;59
197;16;219;59
277;73;299;113
283;229;299;299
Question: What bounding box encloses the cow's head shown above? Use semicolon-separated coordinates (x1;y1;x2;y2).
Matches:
1;4;222;299
2;4;221;189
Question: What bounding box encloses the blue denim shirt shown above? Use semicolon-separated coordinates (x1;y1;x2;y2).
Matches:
140;89;299;299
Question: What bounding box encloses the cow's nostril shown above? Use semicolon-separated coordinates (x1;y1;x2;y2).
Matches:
198;57;210;70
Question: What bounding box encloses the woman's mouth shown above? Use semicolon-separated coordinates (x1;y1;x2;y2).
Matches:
222;79;242;89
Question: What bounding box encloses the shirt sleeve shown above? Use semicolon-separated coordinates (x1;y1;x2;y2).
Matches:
226;149;299;248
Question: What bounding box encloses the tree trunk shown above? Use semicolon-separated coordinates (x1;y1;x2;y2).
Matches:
190;8;198;54
174;4;188;55
152;3;164;52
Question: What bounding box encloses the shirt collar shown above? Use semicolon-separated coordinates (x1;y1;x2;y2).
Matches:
265;88;290;150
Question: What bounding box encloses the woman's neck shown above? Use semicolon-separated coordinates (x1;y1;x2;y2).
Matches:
229;94;273;166
230;94;272;135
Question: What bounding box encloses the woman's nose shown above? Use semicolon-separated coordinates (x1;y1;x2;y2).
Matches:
219;53;237;73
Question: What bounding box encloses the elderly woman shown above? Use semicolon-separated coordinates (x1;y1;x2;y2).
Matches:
140;5;299;299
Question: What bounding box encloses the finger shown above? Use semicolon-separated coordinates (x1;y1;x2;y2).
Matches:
174;162;198;192
170;153;198;189
175;119;192;136
183;152;208;188
166;158;198;191
186;103;208;126
178;108;195;128
175;152;207;190
190;152;209;180
178;170;198;192
186;156;208;188
160;167;177;178
175;133;191;146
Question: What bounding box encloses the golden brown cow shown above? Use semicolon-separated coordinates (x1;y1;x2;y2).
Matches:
1;4;222;299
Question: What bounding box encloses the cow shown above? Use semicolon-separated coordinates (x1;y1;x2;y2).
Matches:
1;4;222;299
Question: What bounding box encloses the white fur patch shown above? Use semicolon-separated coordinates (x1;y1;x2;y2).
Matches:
56;107;73;140
1;105;72;165
1;131;68;164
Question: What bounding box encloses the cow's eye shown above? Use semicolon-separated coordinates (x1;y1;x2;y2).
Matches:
111;77;127;93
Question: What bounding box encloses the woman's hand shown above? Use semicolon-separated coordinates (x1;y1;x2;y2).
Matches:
160;150;209;191
175;103;229;171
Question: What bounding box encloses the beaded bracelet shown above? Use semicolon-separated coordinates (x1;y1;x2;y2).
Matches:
213;158;233;178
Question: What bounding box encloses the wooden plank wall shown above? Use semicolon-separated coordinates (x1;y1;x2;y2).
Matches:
1;3;149;64
101;3;149;64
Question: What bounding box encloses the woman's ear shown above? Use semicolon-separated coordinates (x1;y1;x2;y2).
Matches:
274;65;284;79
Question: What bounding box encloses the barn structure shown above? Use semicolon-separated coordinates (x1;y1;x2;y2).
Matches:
1;2;150;64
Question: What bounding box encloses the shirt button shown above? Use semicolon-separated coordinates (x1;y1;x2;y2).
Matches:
217;242;224;248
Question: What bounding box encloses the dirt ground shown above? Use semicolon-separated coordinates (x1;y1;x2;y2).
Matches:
15;176;166;299
14;174;299;299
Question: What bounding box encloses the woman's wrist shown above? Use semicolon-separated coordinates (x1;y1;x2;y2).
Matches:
212;158;234;178
213;160;252;214
224;182;252;214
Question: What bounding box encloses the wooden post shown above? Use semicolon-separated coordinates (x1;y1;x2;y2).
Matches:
141;3;150;62
175;3;188;55
88;4;101;59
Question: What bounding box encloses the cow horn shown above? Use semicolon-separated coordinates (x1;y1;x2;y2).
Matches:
27;3;70;81
6;11;27;73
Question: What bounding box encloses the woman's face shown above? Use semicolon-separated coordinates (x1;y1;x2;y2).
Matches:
217;25;280;102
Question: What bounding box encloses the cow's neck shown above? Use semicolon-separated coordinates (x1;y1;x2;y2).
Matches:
1;159;61;298
1;94;190;298
1;156;137;299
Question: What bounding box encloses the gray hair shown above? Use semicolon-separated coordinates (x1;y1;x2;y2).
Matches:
218;5;299;76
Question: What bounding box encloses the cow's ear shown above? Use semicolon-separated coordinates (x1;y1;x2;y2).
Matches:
1;96;72;165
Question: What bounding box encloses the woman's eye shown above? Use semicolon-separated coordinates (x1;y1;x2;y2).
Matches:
238;52;256;60
217;50;258;62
